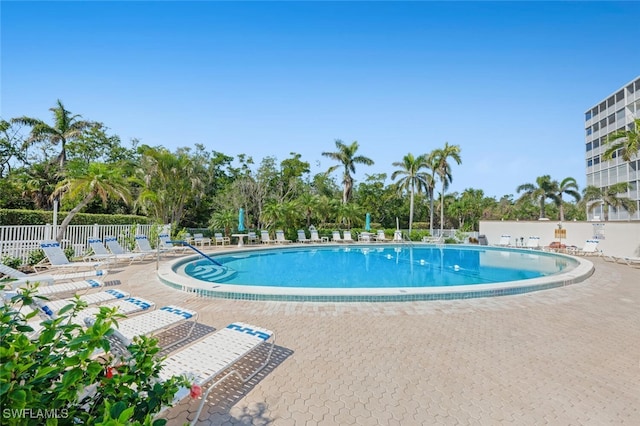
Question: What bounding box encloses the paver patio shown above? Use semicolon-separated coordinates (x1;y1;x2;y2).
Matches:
104;254;639;425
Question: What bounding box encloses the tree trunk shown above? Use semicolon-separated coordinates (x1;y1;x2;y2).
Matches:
409;182;415;234
55;191;95;242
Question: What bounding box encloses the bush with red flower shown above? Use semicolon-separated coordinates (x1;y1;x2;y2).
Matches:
0;282;192;425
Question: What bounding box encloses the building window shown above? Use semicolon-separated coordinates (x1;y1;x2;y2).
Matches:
608;114;615;125
616;109;625;122
636;79;640;92
585;111;592;121
593;122;600;131
587;158;593;167
594;156;600;165
600;118;607;128
607;96;615;108
599;101;607;113
593;139;600;149
586;142;592;151
629;83;636;94
615;90;624;102
592;107;599;117
586;127;592;136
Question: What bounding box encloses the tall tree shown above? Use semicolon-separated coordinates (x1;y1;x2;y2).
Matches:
554;177;581;221
602;118;640;162
52;162;132;241
431;143;462;232
12;100;94;168
516;175;559;219
322;140;374;204
391;153;431;233
582;183;637;221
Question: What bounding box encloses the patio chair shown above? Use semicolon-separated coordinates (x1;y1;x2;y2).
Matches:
159;233;189;255
84;238;118;262
193;233;211;247
34;241;107;273
332;231;344;243
497;235;511;246
275;230;291;244
247;231;258;244
1;263;108;289
135;235;166;255
32;278;107;297
619;256;640;268
297;230;311;243
343;230;355;243
214;232;230;246
376;230;388;242
569;239;602;256
104;236;151;263
421;235;443;243
310;229;328;243
159;322;275;425
260;230;275;244
525;236;541;249
38;288;130;319
75;296;156;326
107;305;198;348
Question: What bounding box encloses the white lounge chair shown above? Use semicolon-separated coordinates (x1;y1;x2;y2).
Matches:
498;235;511;246
135;235;165;256
214;233;230;246
376;230;388;242
109;305;198;347
310;230;328;243
84;238;119;262
35;241;106;273
343;230;355;243
0;263;108;289
421;235;443;243
260;230;275;244
570;239;602;256
332;231;343;243
275;230;291;244
104;236;150;263
297;230;311;243
619;256;640;268
29;278;106;297
159;233;189;255
76;296;155;326
159;322;275;425
193;233;211;247
38;288;130;319
526;236;541;249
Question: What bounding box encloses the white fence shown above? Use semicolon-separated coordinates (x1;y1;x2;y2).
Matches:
0;223;160;265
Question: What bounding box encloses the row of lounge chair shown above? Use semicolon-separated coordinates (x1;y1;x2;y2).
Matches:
3;269;275;425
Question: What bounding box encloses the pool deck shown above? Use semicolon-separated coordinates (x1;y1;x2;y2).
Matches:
102;251;639;425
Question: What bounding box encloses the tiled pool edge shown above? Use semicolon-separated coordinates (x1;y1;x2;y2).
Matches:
157;246;596;302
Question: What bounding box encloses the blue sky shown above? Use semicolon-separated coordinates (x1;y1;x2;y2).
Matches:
2;1;639;199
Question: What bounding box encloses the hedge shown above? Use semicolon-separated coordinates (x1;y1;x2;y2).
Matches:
0;209;152;226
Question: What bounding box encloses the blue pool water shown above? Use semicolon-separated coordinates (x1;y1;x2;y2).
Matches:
180;246;577;289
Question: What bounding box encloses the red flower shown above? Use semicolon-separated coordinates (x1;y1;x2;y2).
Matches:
105;366;117;379
189;383;202;399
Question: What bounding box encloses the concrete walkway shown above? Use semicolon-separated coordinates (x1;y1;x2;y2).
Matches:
105;255;639;425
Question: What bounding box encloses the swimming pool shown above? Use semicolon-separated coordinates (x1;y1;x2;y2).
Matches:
158;245;595;302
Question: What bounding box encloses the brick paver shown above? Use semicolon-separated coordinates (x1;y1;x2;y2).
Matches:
105;255;639;425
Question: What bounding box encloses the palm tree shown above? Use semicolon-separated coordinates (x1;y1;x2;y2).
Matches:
516;175;559;219
554;177;581;221
52;162;132;241
322;140;374;204
209;209;236;237
582;183;637;221
12;100;94;168
602;118;640;162
391;153;431;233
431;143;462;232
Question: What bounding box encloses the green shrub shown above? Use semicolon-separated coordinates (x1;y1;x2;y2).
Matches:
0;283;191;425
1;256;21;269
27;249;45;267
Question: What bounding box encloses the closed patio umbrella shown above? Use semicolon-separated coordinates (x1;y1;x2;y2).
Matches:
238;208;245;231
365;213;371;232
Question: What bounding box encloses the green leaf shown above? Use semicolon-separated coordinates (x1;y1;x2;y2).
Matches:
9;389;26;403
117;406;135;423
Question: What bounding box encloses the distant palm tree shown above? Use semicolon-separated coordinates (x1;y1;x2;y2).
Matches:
52;162;132;241
554;177;581;221
516;175;558;219
322;140;374;204
209;209;236;237
602;118;640;162
431;143;462;232
12;100;94;168
582;183;637;221
391;153;431;233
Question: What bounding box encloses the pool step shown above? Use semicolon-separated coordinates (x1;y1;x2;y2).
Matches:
186;263;237;282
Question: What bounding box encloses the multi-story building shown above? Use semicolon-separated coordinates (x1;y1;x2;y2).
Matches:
585;76;640;221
